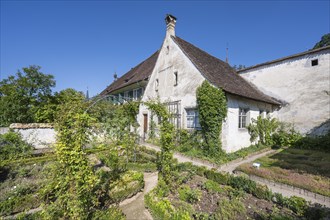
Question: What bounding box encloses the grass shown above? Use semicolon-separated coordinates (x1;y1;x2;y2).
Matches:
236;148;330;197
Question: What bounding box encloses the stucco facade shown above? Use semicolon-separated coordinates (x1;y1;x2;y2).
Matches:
102;15;280;153
137;16;277;152
239;47;330;135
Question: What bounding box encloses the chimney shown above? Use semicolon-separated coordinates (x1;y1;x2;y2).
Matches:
165;14;177;37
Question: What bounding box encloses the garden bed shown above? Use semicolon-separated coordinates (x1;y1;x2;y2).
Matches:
236;148;330;197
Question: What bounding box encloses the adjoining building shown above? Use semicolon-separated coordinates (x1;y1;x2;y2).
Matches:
239;45;330;135
101;14;281;152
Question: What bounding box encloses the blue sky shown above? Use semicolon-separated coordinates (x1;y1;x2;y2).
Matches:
1;1;329;97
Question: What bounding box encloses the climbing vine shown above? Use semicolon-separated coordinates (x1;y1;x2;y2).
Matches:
145;101;175;184
42;100;98;219
196;81;227;155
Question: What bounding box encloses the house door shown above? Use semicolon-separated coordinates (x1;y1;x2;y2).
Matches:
143;114;148;140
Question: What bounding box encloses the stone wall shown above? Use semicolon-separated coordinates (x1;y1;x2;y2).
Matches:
1;123;56;149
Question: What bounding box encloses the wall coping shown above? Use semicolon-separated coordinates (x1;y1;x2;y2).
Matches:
9;123;54;129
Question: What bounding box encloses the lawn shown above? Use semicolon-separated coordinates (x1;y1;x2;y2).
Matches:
236;148;330;197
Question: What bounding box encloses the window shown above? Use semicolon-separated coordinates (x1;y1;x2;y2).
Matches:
186;109;200;129
174;71;178;86
238;108;248;128
133;88;143;100
311;59;318;66
155;79;159;91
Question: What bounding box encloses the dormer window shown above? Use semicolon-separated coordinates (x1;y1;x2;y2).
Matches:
311;59;318;66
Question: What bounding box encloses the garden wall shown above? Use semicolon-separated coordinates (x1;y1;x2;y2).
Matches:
2;123;56;149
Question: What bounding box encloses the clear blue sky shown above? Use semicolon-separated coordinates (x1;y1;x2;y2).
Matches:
1;1;329;97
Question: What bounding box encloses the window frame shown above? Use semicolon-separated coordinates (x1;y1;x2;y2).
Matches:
186;108;201;129
238;108;248;129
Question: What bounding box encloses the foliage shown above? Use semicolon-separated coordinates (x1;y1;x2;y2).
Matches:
196;81;227;155
146;101;175;184
313;33;330;49
91;206;125;220
284;196;308;216
248;116;279;146
145;188;192;220
35;88;86;123
293;131;330;152
202;179;223;193
41;99;98;219
178;185;202;204
107;171;144;203
0;65;55;126
215;198;247;220
0;131;33;161
272;122;302;147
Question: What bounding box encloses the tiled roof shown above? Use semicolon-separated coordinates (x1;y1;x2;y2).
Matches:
172;36;281;105
100;51;159;95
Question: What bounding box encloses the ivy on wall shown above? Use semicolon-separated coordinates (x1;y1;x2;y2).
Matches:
196;81;227;155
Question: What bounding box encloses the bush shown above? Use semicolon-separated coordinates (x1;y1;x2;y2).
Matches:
0;131;33;161
284;196;308;216
204;170;229;185
91;206;125;220
215;198;246;220
202;179;223;193
293;132;330;152
178;185;202;204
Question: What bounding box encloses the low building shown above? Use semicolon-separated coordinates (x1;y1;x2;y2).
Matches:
239;46;330;135
101;15;280;152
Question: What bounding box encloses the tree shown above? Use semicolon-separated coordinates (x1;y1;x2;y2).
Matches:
0;65;55;126
313;33;330;49
35;88;85;123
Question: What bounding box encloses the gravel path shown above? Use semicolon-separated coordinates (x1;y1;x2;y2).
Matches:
142;142;330;207
119;172;158;220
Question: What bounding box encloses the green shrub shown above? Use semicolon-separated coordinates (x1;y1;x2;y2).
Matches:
204;170;229;185
253;184;272;201
228;176;257;194
91;206;125;220
215;198;246;220
202;179;223;193
293;132;330;152
284;196;308;216
178;185;202;204
272;123;301;147
145;193;174;220
0;131;33;161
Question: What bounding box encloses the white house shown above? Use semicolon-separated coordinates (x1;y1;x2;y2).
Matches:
239;45;330;135
101;15;280;153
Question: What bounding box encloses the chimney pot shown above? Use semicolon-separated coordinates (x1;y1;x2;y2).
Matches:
165;14;177;37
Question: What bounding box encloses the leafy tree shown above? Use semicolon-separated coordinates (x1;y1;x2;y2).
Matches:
0;65;55;126
196;81;227;155
35;88;85;123
313;33;330;49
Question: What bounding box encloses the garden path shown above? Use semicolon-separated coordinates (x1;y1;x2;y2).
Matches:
119;172;158;220
142;142;330;207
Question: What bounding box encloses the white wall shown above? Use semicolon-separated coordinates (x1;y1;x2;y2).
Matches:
138;33;276;152
138;34;205;139
240;48;330;135
222;94;274;152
